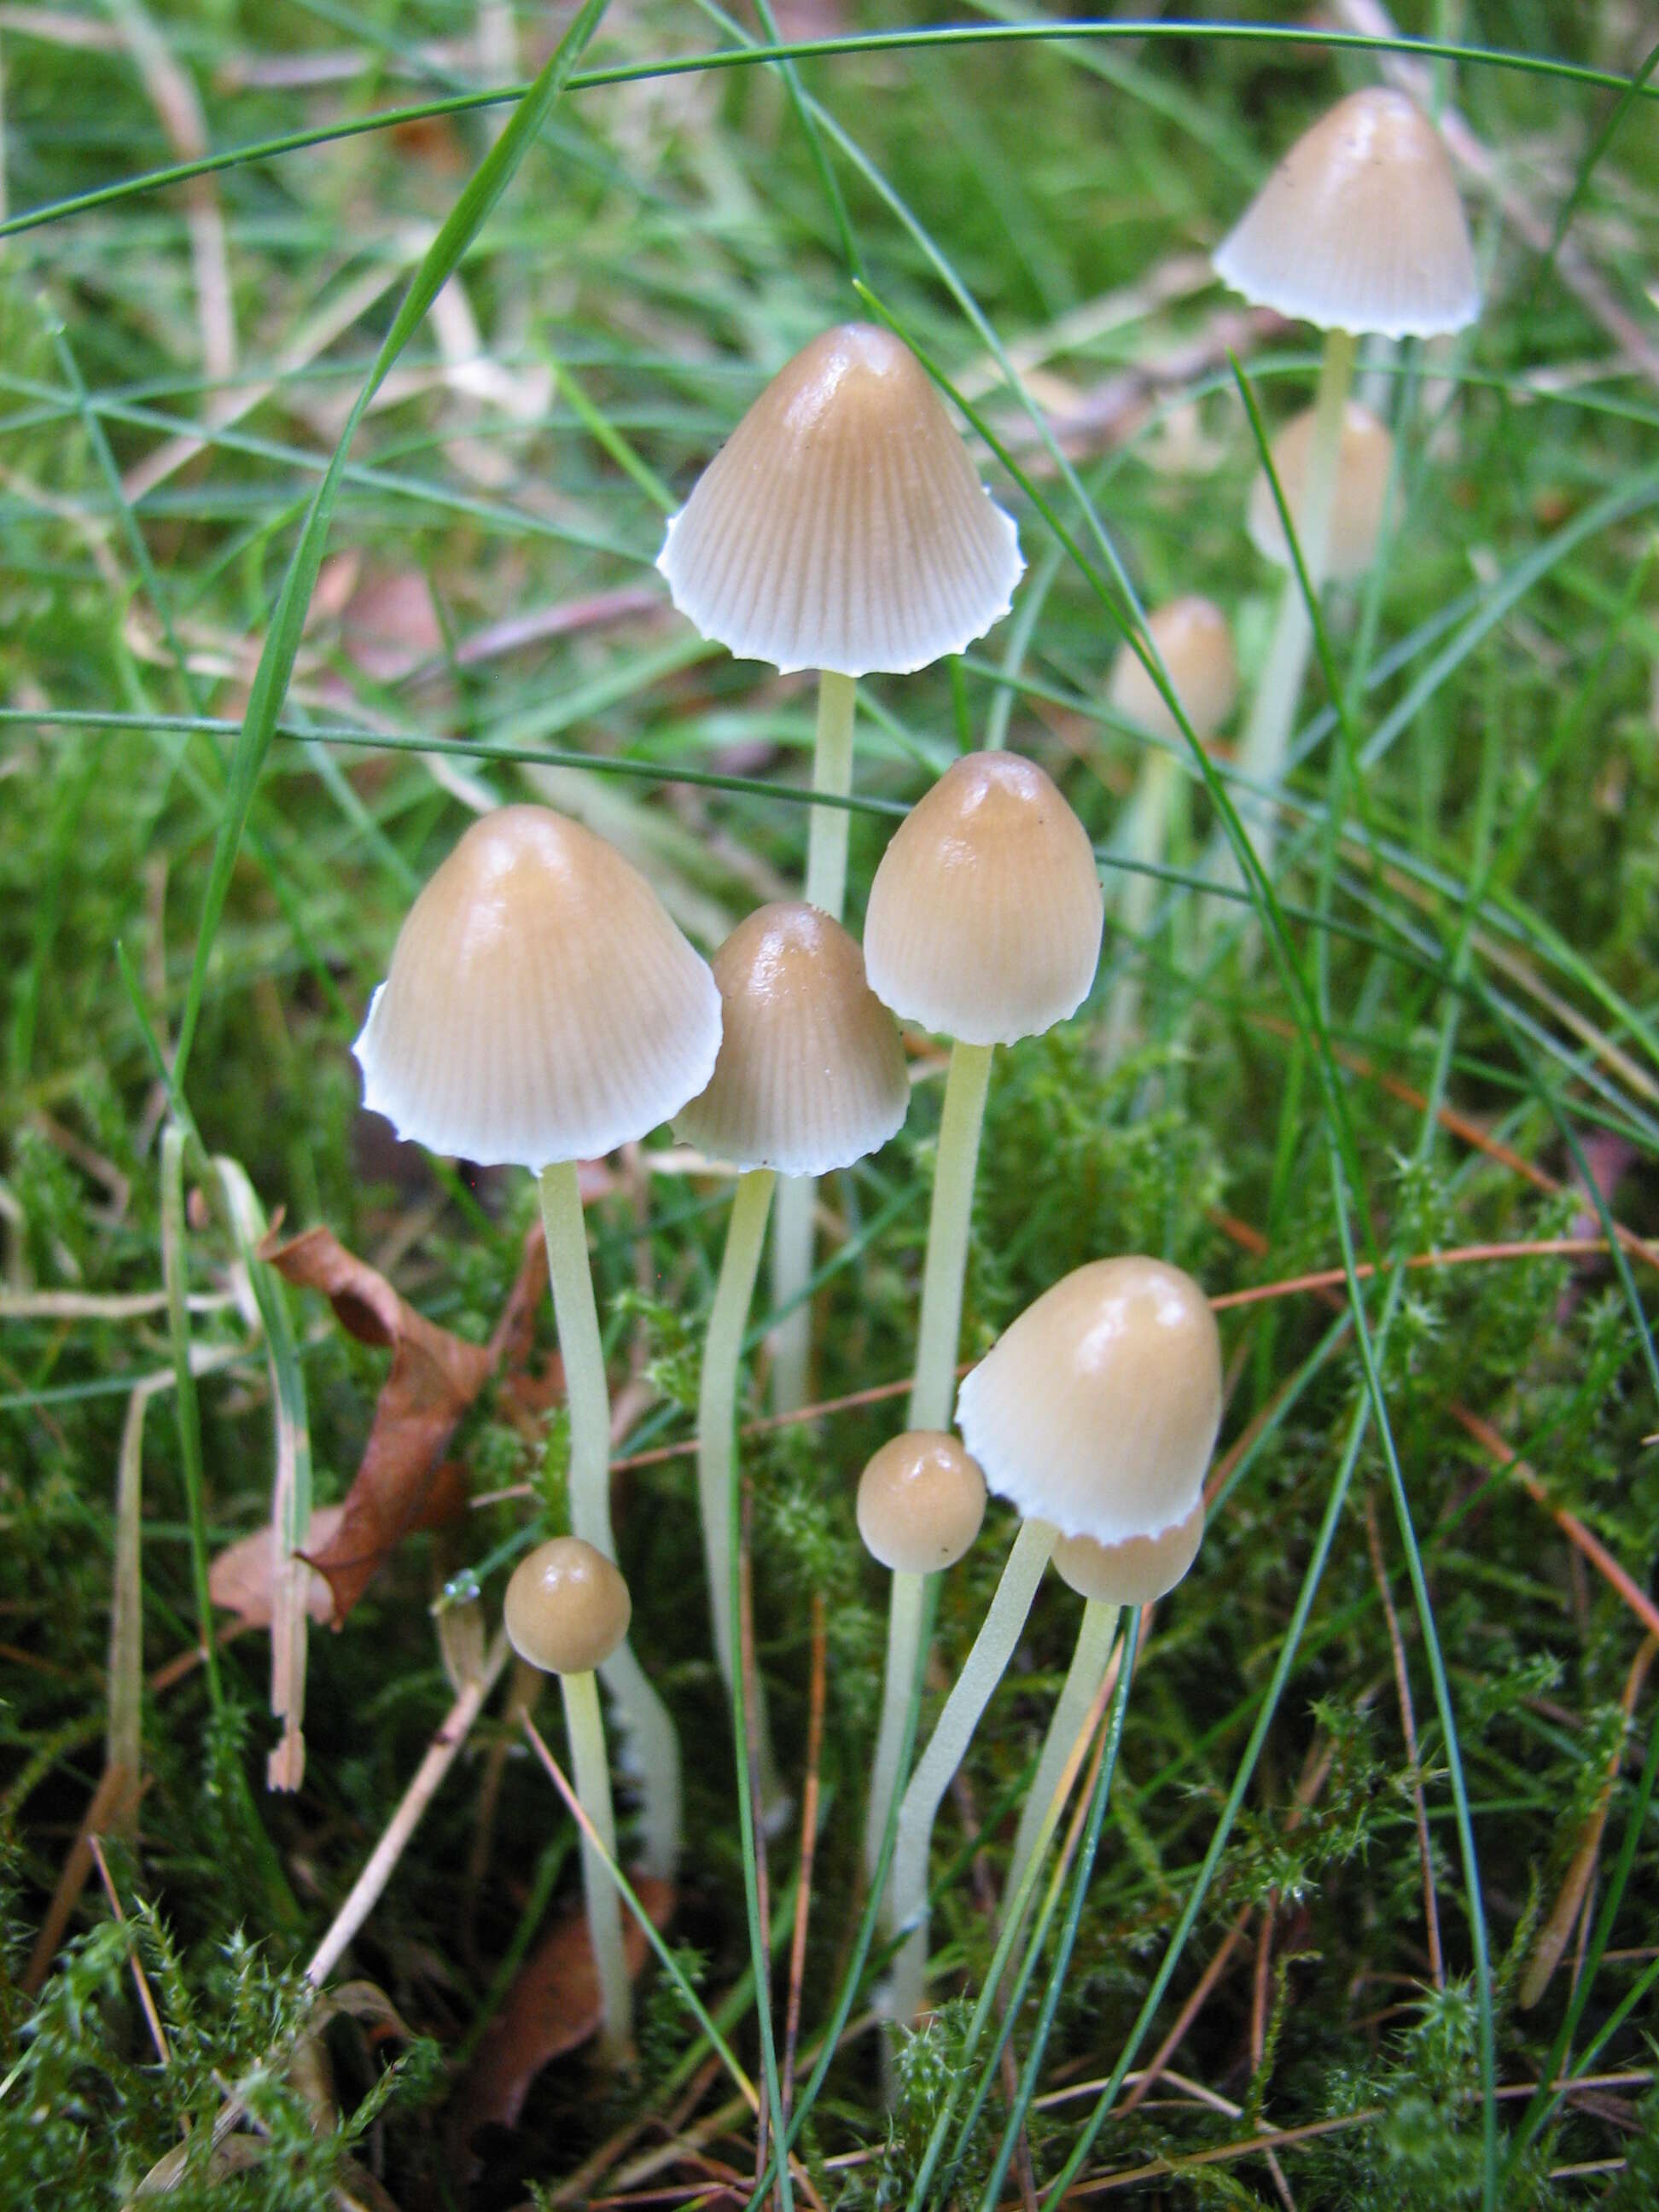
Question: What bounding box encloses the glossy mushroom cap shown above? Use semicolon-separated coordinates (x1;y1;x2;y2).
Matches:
354;806;722;1167
1108;597;1239;747
656;323;1023;678
857;1431;987;1575
1246;402;1394;583
1052;1499;1205;1607
955;1257;1222;1548
505;1537;632;1674
864;753;1103;1047
676;902;909;1176
1213;88;1479;339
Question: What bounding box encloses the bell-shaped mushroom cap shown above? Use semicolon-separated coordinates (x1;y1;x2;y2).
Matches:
857;1431;987;1575
676;902;909;1176
1246;401;1394;583
955;1257;1222;1548
1052;1499;1205;1607
656;322;1023;678
354;806;722;1168
1213;88;1479;339
864;753;1103;1047
505;1536;632;1675
1108;597;1239;747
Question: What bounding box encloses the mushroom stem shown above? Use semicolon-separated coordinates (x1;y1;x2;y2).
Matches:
696;1167;777;1695
864;1566;925;1888
1001;1597;1121;1929
767;1174;815;1414
909;1039;995;1432
560;1665;632;2060
1216;324;1356;905
887;1515;1057;2029
1103;749;1177;1062
538;1160;683;1879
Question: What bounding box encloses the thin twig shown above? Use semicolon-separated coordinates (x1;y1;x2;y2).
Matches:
1365;1495;1445;1987
87;1832;171;2065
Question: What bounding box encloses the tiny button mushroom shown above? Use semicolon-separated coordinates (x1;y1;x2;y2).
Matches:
1246;402;1394;585
858;1432;987;1576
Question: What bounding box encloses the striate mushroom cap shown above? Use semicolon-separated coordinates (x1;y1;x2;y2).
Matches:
1052;1499;1205;1607
676;902;909;1176
863;752;1103;1047
1246;400;1394;582
1108;596;1239;748
656;322;1023;678
857;1431;987;1575
505;1536;632;1675
955;1257;1222;1548
1213;88;1480;339
354;806;722;1168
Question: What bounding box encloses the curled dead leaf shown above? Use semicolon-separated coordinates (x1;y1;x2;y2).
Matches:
210;1505;342;1627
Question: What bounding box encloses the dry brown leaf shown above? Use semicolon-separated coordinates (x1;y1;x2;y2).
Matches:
456;1877;673;2142
210;1505;343;1627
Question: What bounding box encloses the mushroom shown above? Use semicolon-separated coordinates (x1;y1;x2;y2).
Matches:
355;804;723;1877
659;321;1023;1412
1245;400;1394;583
676;901;908;1792
885;1256;1221;2025
1211;88;1477;893
505;1536;635;2059
856;1432;987;1887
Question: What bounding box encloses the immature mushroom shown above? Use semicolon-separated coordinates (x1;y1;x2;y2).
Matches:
857;1432;987;1886
886;1257;1221;2027
659;321;1023;1413
355;804;722;1877
506;1537;634;2059
1245;401;1394;583
676;902;907;1795
1210;87;1477;894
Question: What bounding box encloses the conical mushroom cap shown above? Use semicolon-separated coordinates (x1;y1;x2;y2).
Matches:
656;323;1023;678
1108;597;1238;747
1214;89;1479;339
864;753;1103;1047
676;902;909;1176
956;1257;1222;1547
1247;401;1394;582
505;1537;632;1675
1052;1499;1205;1607
857;1431;987;1575
355;805;722;1168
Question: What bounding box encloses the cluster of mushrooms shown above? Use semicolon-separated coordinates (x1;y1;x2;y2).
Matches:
351;86;1478;2063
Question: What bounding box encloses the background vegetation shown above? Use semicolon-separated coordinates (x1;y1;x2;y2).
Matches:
3;3;1658;2205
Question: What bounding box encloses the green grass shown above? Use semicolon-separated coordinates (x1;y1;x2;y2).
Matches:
3;4;1659;2206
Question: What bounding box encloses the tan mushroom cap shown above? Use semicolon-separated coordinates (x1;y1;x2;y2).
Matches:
354;806;722;1168
1214;88;1479;339
857;1431;987;1575
676;903;909;1176
955;1257;1222;1548
656;322;1023;678
505;1537;632;1675
864;753;1103;1047
1052;1499;1205;1607
1246;401;1394;582
1108;597;1239;748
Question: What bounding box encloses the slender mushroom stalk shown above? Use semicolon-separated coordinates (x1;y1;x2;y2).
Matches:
657;323;1023;1413
888;1256;1223;2033
354;805;724;1878
1103;596;1238;1057
856;1432;987;1889
1209;87;1479;904
505;1537;635;2061
677;902;909;1798
861;751;1103;1866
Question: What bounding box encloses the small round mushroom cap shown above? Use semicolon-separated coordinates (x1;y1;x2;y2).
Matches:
1052;1499;1205;1607
1245;401;1394;583
656;323;1023;678
864;753;1103;1047
857;1431;987;1575
676;903;908;1175
955;1257;1222;1548
1213;89;1479;339
1107;597;1238;747
354;806;722;1168
505;1537;632;1675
